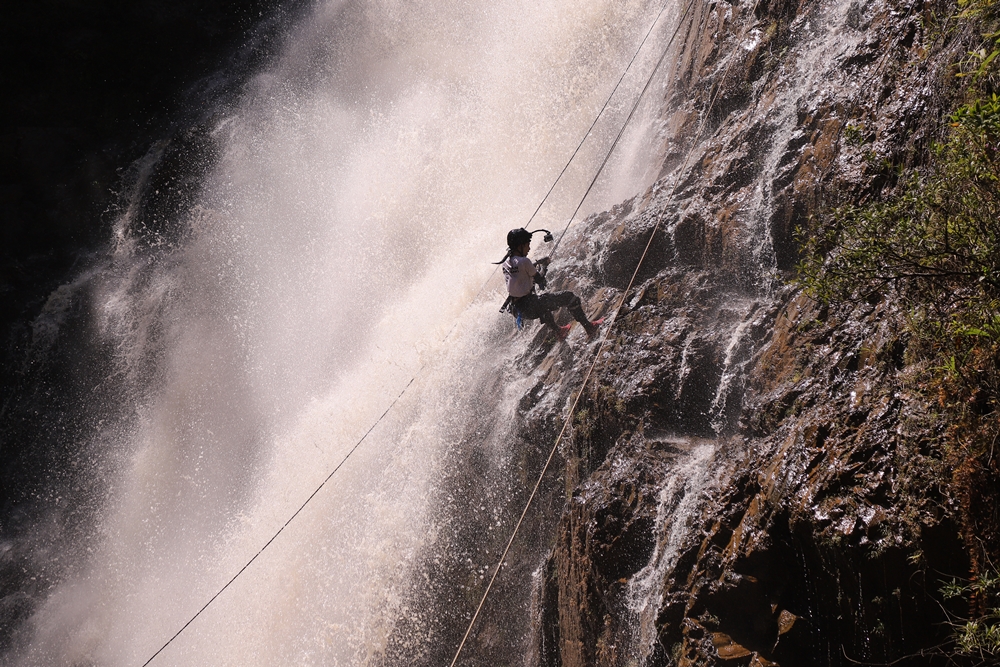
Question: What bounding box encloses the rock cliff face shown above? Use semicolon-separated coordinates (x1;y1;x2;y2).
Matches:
528;0;984;664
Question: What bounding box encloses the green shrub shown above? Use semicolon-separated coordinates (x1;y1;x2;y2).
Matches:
799;95;1000;323
941;570;1000;659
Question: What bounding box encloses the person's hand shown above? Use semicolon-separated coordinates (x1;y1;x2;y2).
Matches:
536;256;551;266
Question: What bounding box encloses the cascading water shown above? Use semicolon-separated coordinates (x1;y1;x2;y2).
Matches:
624;438;716;662
3;1;693;665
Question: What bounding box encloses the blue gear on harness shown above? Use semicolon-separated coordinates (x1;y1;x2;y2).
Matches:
500;295;525;329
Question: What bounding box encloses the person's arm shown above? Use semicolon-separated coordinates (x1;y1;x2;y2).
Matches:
533;256;550;278
528;257;548;289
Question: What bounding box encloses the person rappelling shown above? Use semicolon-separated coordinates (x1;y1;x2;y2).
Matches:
497;228;603;340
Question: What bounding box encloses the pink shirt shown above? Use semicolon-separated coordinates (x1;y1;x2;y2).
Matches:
502;255;537;297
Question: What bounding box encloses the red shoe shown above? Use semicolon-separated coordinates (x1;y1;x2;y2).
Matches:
584;318;605;339
555;323;573;340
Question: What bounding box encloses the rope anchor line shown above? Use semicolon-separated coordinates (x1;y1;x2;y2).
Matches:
136;3;679;664
447;0;782;661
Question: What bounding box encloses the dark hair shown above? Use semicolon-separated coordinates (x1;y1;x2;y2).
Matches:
506;227;532;248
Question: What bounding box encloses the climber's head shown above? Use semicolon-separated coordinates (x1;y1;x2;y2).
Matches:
506;228;532;255
493;227;553;264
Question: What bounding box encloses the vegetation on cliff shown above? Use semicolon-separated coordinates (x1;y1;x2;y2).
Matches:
800;0;1000;658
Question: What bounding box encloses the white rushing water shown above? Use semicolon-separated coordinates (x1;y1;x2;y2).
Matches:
11;1;684;665
626;438;716;664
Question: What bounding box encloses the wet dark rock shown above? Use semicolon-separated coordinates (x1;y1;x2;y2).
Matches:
545;435;691;667
533;0;983;664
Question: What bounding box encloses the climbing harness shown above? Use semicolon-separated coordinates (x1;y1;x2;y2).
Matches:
136;3;679;665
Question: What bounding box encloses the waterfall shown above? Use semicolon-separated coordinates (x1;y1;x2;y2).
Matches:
5;1;686;665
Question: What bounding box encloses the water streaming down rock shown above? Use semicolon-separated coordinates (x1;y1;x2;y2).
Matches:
1;0;695;665
625;439;715;660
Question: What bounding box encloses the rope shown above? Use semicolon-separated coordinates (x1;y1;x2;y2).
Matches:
447;0;773;662
550;0;693;256
523;0;674;230
137;4;686;664
139;378;414;667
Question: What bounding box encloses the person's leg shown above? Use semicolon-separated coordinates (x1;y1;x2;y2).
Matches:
539;291;597;335
538;309;564;333
520;293;568;337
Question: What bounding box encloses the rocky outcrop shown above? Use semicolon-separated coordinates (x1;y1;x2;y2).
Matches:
644;294;968;667
535;0;984;664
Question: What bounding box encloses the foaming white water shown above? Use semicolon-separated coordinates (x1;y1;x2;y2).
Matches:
626;440;716;663
13;1;677;665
